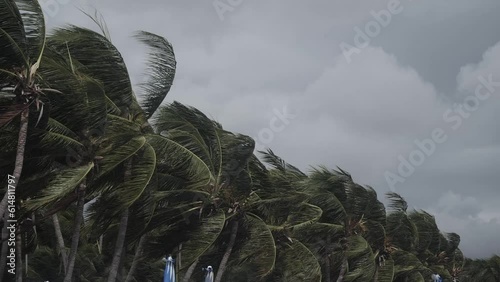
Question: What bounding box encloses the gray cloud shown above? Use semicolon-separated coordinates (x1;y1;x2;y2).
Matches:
46;0;500;258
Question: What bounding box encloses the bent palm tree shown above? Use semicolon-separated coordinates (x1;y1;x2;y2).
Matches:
47;16;182;282
0;0;50;227
0;3;65;280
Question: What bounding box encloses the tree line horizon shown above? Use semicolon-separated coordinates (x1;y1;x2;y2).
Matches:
0;1;499;281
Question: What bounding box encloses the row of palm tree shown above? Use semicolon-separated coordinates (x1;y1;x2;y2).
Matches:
0;1;498;281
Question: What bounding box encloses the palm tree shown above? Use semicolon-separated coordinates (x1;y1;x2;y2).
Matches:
22;74;110;281
0;0;52;222
6;26;134;282
145;102;271;282
304;167;382;282
384;193;466;281
3;3;499;282
0;2;55;279
44;21;178;281
459;255;500;281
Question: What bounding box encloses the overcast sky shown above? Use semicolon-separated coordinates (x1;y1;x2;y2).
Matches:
43;0;500;258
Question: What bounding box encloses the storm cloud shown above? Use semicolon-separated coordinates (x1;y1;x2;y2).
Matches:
43;0;500;258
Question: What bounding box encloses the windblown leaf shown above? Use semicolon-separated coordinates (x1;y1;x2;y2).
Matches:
259;148;305;176
178;209;225;270
15;0;46;64
392;250;425;277
146;134;213;190
38;127;84;152
307;192;346;224
135;30;176;118
251;197;322;229
266;240;322;282
155;102;223;175
104;114;141;139
49;26;135;111
0;0;28;68
308;165;349;203
95;136;146;178
0;103;28;127
108;143;156;210
344;235;376;282
386;192;408;213
376;258;395;282
25;162;93;211
225;213;276;280
291;222;345;259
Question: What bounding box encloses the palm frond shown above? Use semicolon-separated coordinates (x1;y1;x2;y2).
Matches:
0;103;28;127
392;250;425;277
95;136;146;178
135;30;176;119
224;213;276;280
24;162;93;211
38;128;84;152
386;191;408;213
259;148;306;177
376;258;395;282
79;8;111;41
48;26;135;111
15;0;46;66
308;165;349;203
0;0;28;68
386;212;417;251
344;235;376;282
106;143;156;211
178;209;225;270
291;222;345;258
81;76;107;132
103;114;141;139
154;102;224;174
267;239;322;281
146;134;214;190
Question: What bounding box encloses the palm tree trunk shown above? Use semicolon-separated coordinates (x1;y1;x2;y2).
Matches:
325;258;331;282
107;208;129;282
117;245;127;281
0;109;29;220
0;109;29;281
53;214;68;272
176;243;182;282
0;214;9;281
0;109;29;280
178;243;182;269
125;235;146;282
98;235;103;253
0;109;28;281
182;259;199;282
336;258;348;282
16;232;22;282
214;220;239;282
108;158;133;282
63;182;86;282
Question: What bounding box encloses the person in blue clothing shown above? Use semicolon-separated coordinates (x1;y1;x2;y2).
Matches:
432;274;443;282
163;255;176;282
202;266;214;282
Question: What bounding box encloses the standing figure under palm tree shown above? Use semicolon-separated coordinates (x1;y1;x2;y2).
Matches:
203;266;214;282
164;255;176;282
